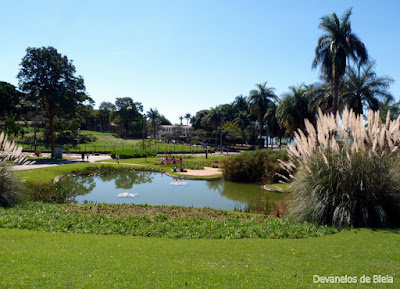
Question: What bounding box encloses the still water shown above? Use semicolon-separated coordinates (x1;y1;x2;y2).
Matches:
57;171;285;211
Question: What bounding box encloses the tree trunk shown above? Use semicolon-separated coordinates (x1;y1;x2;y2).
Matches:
49;106;56;158
265;127;269;149
219;127;223;152
355;94;363;115
259;121;264;148
332;76;339;115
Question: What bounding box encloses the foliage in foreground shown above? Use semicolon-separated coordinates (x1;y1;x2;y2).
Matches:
0;228;398;288
222;150;288;183
0;202;337;239
0;132;34;207
281;109;400;228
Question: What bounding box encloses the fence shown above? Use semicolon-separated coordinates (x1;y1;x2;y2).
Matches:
22;142;210;154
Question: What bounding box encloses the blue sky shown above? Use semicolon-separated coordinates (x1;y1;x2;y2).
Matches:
1;0;399;124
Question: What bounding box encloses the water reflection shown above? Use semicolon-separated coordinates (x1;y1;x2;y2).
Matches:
207;180;284;212
58;171;285;211
58;175;96;196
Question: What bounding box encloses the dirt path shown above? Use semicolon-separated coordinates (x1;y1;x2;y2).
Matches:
174;167;222;176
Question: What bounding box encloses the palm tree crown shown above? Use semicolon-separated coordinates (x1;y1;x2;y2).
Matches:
341;61;393;115
312;8;368;114
247;82;277;147
184;113;192;125
276;84;315;138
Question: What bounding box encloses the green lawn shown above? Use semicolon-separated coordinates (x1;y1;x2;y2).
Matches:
0;228;398;288
15;129;209;153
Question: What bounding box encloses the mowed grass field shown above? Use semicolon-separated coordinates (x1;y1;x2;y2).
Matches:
16;129;208;153
0;228;398;288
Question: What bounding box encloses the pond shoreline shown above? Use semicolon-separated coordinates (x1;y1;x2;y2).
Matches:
54;168;223;183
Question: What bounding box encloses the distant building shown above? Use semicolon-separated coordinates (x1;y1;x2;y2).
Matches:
157;125;191;139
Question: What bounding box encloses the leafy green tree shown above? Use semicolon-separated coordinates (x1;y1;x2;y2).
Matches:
276;84;315;138
202;107;225;147
312;8;368;114
114;97;143;137
223;121;241;145
191;109;209;130
247;82;277;148
147;108;161;138
341;61;393;115
234;111;251;145
379;97;400;122
17;46;89;156
159;115;171;125
99;101;116;132
0;81;24;118
264;102;285;147
0;81;27;136
233;94;248;112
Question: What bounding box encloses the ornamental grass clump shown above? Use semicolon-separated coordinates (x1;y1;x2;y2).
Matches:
280;108;400;228
0;132;34;207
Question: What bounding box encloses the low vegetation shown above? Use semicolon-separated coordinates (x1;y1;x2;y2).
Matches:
110;150;157;159
0;132;33;207
281;109;400;228
222;150;288;183
0;202;336;239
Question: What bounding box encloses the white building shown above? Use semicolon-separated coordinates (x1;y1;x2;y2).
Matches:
156;125;191;139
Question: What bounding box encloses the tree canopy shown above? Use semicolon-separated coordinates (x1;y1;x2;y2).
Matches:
312;8;368;114
17;47;91;156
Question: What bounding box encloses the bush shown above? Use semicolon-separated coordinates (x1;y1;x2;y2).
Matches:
281;109;400;228
27;182;73;204
222;150;288;183
110;150;157;159
0;131;33;207
0;165;25;207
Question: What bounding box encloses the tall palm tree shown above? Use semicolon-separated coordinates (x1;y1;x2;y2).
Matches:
276;84;315;138
264;102;285;147
234;94;248;112
247;82;277;148
179;115;183;125
379;97;400;122
312;8;368;114
184;113;192;125
147;108;161;138
202;107;225;148
341;61;393;115
235;111;251;145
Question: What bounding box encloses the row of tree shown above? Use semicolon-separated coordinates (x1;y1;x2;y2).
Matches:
1;8;398;154
188;8;398;148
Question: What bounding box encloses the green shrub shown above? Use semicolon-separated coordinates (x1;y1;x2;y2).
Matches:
222;150;288;183
0;165;25;207
0;132;33;207
110;150;157;159
0;202;338;239
281;109;400;228
27;182;73;204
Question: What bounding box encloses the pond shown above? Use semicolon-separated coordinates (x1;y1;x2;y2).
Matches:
57;171;286;212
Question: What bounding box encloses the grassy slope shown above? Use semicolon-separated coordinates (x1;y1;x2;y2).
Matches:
16;129;207;153
0;228;398;288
